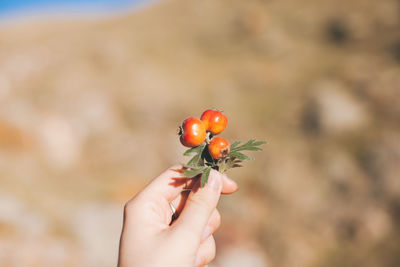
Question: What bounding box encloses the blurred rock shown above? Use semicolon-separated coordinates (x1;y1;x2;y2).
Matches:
363;207;392;241
389;40;400;64
214;245;269;267
0;193;48;236
301;100;321;136
326;19;349;44
36;115;82;169
314;81;370;134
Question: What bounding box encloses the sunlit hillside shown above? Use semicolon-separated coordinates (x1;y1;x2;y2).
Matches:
0;0;399;266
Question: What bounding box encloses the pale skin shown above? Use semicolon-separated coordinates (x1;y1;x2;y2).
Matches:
118;165;238;267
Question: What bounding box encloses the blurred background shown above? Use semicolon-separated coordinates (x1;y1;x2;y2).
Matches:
0;0;400;266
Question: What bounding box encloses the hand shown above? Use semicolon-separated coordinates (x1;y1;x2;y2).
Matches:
118;165;238;267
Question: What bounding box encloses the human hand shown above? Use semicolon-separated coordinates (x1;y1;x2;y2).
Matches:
117;165;238;267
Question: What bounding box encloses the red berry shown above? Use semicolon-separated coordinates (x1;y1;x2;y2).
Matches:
179;117;207;147
200;109;228;135
199;109;213;131
208;137;230;159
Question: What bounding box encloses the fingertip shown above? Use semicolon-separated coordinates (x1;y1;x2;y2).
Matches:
221;174;239;194
208;169;223;193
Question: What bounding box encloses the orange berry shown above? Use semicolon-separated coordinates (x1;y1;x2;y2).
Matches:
208;137;230;159
199;109;213;131
200;109;228;135
179;117;207;147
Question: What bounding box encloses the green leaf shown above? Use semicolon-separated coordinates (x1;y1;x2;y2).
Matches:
210;139;266;172
185;143;207;167
187;153;203;167
183;167;206;178
230;141;242;149
229;152;253;161
230;139;266;153
240;146;263;151
231;139;253;151
183;143;206;156
201;167;211;187
253;141;267;146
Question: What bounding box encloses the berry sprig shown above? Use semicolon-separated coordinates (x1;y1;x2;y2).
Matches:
178;109;266;187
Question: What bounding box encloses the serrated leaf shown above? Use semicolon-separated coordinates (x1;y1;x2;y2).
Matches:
210;139;266;173
241;146;263;151
230;141;242;149
185;143;207;167
201;167;211;187
183;143;206;156
183;167;206;177
229;152;253;161
187;153;203;167
230;139;266;153
253;141;267;146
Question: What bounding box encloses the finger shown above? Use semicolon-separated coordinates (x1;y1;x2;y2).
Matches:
141;166;235;203
170;173;236;218
169;190;190;220
195;235;216;267
201;209;221;242
221;174;238;194
140;165;195;202
173;169;223;239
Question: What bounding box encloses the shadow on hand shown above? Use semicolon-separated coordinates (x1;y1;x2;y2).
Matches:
168;167;202;223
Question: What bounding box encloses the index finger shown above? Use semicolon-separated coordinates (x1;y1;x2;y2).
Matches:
140;165;238;202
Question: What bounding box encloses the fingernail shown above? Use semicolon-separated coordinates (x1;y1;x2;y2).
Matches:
208;171;222;192
201;225;212;241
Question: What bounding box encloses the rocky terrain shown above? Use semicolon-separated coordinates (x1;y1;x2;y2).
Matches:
0;0;399;266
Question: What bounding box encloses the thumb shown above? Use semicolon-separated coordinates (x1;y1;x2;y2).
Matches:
173;169;223;240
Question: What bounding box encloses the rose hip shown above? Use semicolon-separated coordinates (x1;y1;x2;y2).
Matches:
208;137;230;159
200;109;228;135
179;117;207;147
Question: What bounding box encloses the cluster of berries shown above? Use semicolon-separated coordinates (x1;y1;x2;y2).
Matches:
178;109;266;187
179;109;230;159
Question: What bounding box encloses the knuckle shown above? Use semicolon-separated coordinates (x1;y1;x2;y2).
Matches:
205;240;216;263
195;236;216;266
208;210;221;232
187;196;214;212
123;196;140;217
209;249;216;263
214;210;221;227
123;201;134;217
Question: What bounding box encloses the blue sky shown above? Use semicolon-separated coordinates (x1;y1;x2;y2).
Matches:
0;0;150;17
